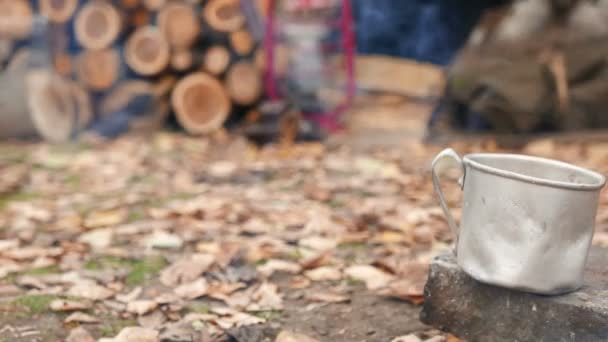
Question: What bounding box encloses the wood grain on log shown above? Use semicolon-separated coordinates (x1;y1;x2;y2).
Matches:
75;1;122;50
76;48;120;91
153;75;177;98
225;61;262;105
230;30;254;55
125;26;170;76
203;45;230;75
203;0;245;32
172;72;231;134
0;0;33;40
158;2;201;49
39;0;79;23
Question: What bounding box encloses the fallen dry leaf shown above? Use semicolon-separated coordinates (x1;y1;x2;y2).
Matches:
174;278;209;300
66;327;95;342
392;334;422;342
276;330;320;342
116;286;143;303
258;259;302;277
49;299;92;312
304;266;342;281
107;326;159;342
344;265;395;290
64;312;100;324
84;208;128;229
68;283;114;300
305;291;350;303
127;300;158;315
248;282;283;311
160;254;215;286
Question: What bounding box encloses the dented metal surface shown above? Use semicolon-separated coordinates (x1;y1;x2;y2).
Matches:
432;148;606;294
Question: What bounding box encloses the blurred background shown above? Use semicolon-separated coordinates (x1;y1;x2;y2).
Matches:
1;0;607;144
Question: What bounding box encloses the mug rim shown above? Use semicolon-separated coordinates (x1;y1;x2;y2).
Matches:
463;153;607;191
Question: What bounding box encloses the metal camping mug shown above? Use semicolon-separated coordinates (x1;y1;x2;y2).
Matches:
432;148;606;295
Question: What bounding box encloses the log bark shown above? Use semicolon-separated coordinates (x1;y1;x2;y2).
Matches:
68;81;93;130
7;48;30;72
3;70;76;142
254;45;290;76
99;80;155;116
120;0;141;10
158;2;201;49
75;48;120;91
54;52;72;77
225;61;262;105
230;30;254;55
203;45;230;75
171;72;231;134
125;26;170;76
0;39;13;68
39;0;79;23
203;0;245;33
75;1;122;50
0;0;33;40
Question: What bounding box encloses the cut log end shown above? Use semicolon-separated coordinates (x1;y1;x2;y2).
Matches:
172;72;231;134
158;2;201;49
76;49;120;91
39;0;79;23
26;71;76;142
203;0;245;33
226;61;262;106
125;26;170;76
75;1;121;50
171;50;194;72
143;0;167;11
0;0;33;40
203;45;230;75
230;30;254;56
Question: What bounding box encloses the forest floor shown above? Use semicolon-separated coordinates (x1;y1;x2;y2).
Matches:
2;100;608;341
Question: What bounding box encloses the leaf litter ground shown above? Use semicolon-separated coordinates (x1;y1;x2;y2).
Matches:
1;131;607;342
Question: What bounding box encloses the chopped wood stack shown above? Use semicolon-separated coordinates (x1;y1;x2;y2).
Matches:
0;0;265;140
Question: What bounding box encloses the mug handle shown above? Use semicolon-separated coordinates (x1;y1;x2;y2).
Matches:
431;148;466;238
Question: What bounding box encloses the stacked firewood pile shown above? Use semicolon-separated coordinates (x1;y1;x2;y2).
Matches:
0;0;265;141
428;0;608;138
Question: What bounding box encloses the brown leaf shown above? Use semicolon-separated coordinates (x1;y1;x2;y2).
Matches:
257;259;302;277
109;326;159;342
68;283;114;300
174;278;209;300
304;266;342;282
160;254;215;286
126;300;158;316
84;208;128;229
64;312;100;324
116;286;143;303
66;327;95;342
248;282;283;311
299;251;332;270
344;265;395;290
288;276;311;289
276;331;319;342
391;334;422;342
305;291;350;303
49;299;92;312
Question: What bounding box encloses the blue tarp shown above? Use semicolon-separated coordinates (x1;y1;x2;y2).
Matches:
352;0;506;66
